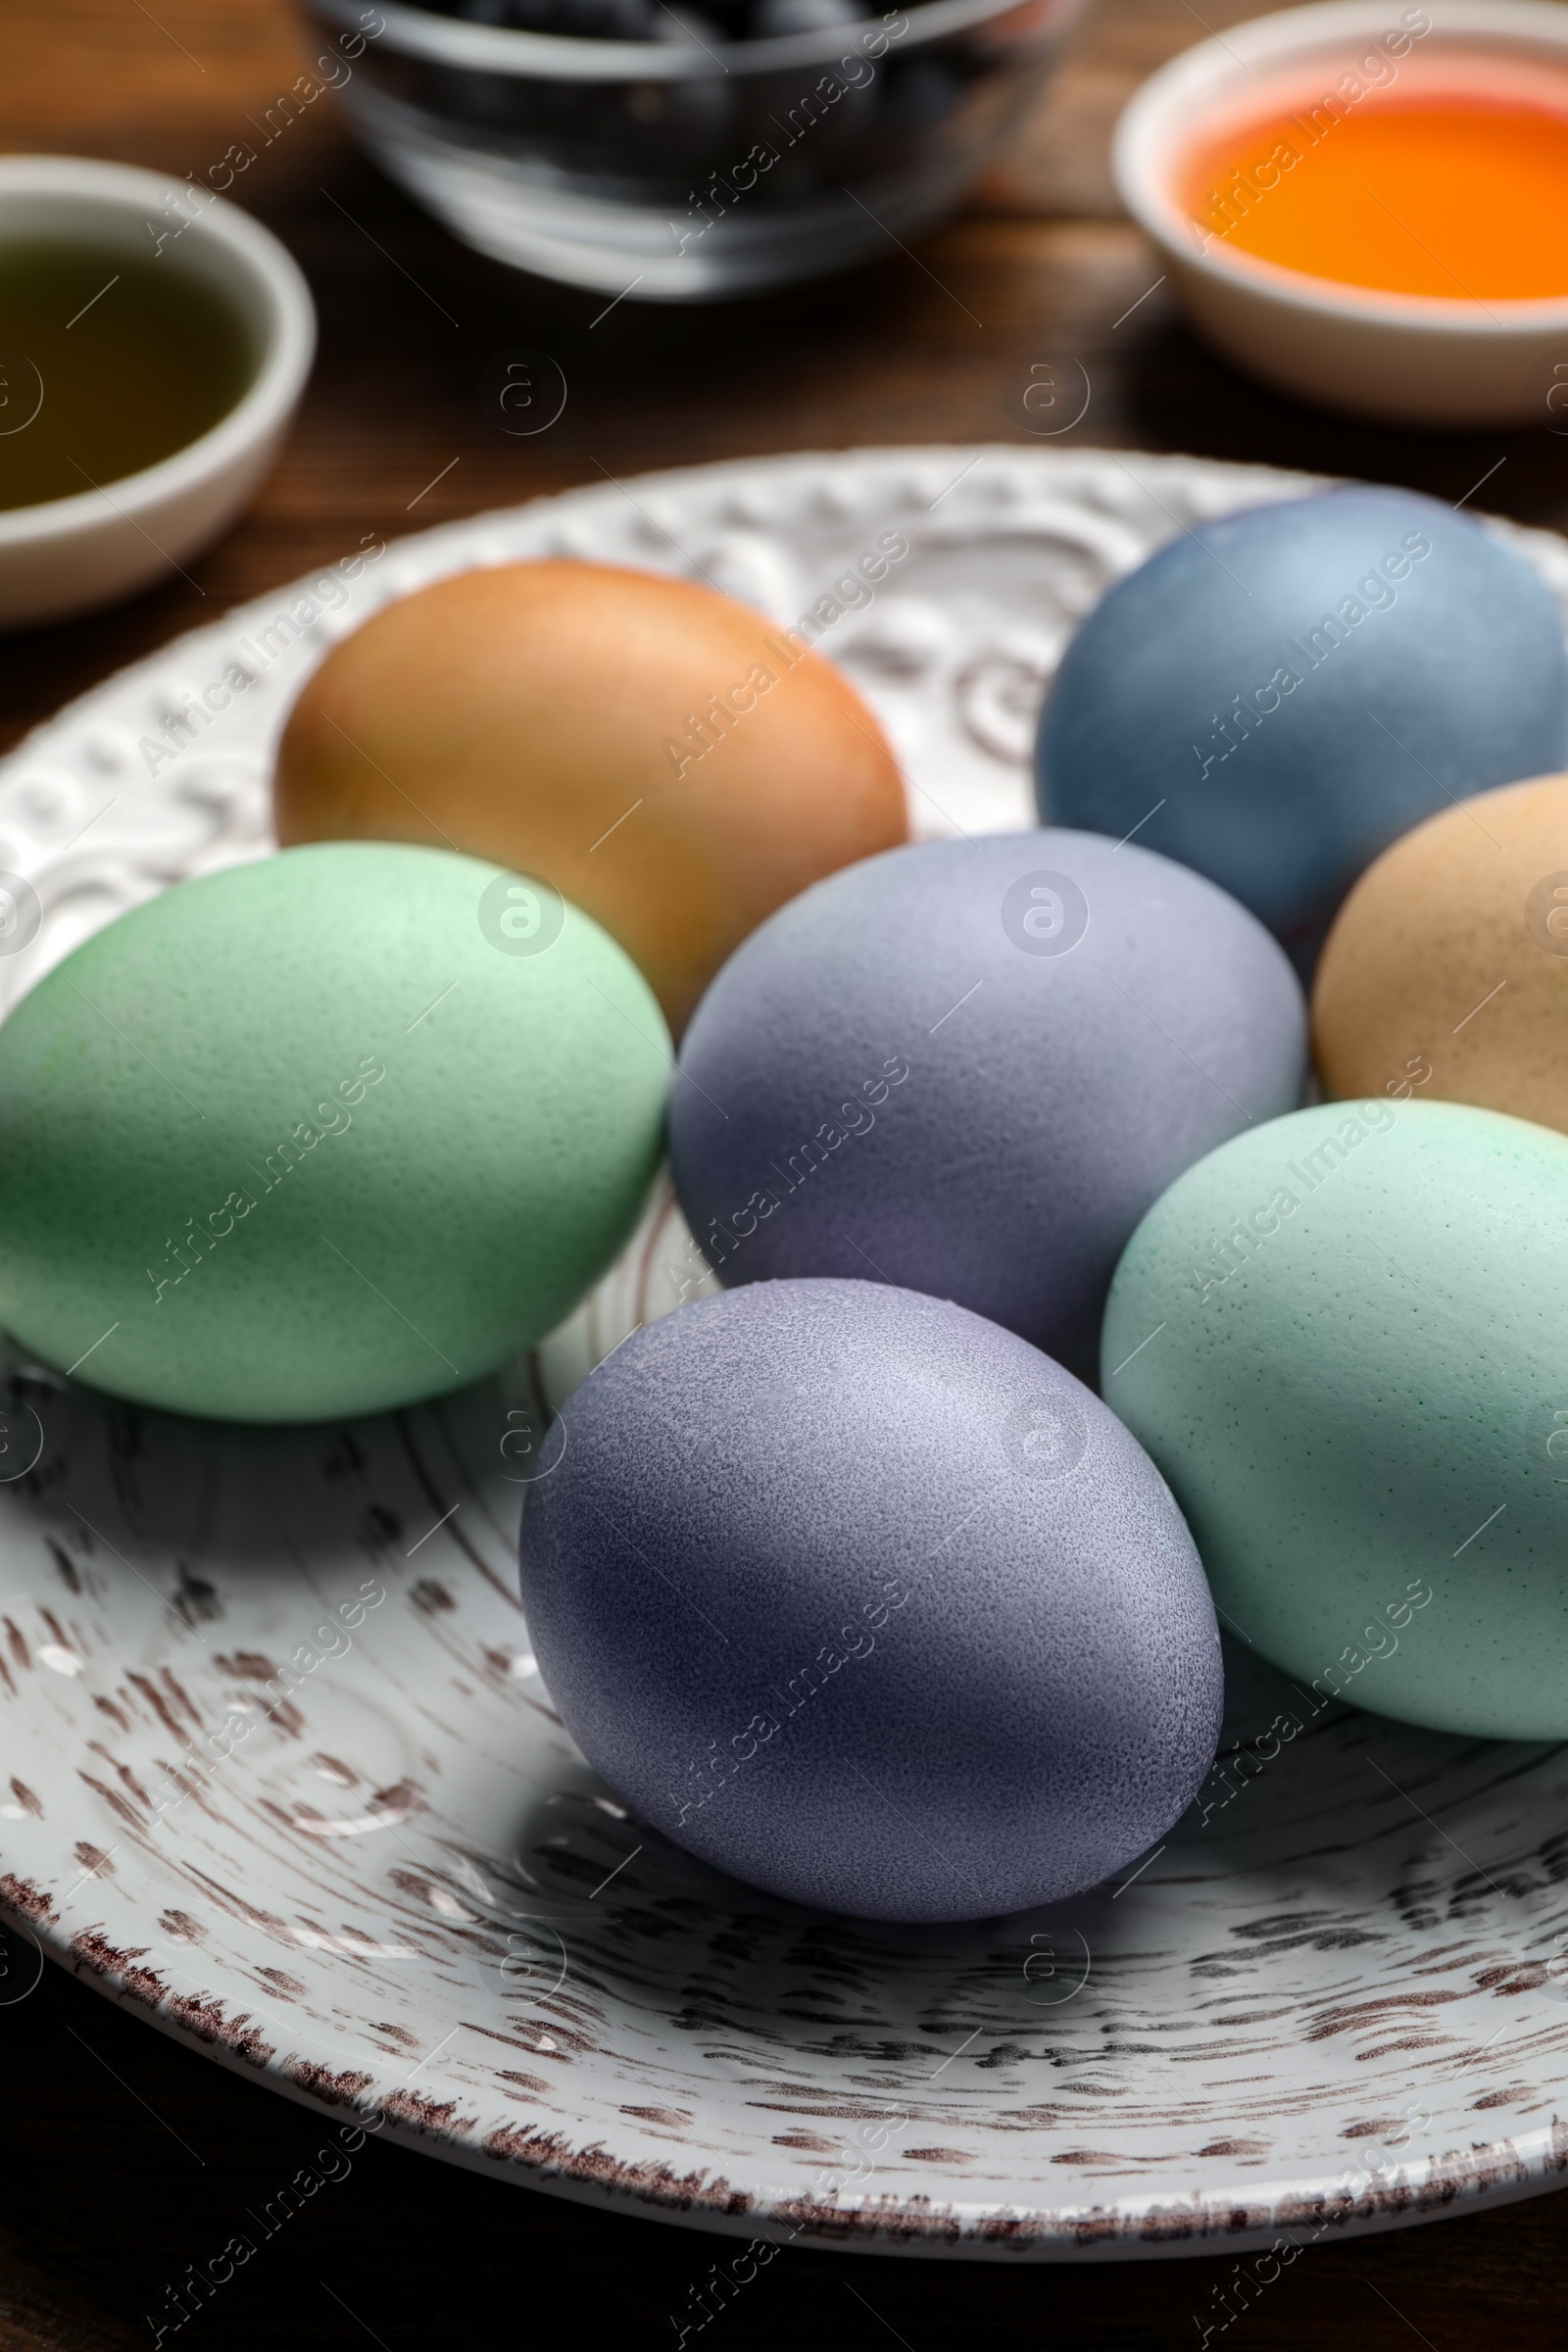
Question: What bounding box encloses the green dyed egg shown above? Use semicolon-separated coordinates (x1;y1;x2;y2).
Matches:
0;843;668;1422
1102;1098;1568;1740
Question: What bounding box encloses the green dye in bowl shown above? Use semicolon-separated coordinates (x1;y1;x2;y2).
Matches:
0;238;255;514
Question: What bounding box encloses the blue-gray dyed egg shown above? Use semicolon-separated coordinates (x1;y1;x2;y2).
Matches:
1036;486;1568;963
667;832;1304;1379
518;1280;1222;1922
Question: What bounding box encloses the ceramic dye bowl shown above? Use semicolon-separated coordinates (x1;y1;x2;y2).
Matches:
0;156;315;631
1112;0;1568;428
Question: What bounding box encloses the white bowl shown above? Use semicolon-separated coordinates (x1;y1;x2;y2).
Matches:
0;156;316;630
1112;0;1568;428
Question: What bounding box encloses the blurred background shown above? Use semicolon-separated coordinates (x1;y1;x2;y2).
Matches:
4;0;1564;760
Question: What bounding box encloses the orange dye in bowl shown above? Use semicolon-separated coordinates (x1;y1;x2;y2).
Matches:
1182;54;1568;301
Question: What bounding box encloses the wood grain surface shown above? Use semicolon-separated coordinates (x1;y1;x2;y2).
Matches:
1;2;1567;2344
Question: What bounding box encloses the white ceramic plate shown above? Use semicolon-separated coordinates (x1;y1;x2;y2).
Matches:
3;445;1568;2264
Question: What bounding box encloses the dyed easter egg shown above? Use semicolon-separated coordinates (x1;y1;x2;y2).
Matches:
1315;770;1568;1134
1036;487;1568;964
667;831;1305;1379
0;843;667;1422
1102;1098;1568;1740
272;559;908;1034
519;1280;1222;1922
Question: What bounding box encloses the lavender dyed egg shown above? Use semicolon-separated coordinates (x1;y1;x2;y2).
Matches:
518;1280;1223;1924
667;832;1304;1380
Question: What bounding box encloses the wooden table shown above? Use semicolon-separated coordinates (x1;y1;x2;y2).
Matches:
2;3;1566;2343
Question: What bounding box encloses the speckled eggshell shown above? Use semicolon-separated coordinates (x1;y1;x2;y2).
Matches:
519;1279;1223;1923
667;831;1305;1380
0;842;669;1422
1102;1098;1568;1740
1036;487;1568;964
1314;770;1568;1134
273;560;908;1035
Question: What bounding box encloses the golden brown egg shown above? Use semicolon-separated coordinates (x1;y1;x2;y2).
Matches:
1313;770;1568;1130
273;560;908;1034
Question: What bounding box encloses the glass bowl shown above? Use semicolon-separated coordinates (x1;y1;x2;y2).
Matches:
302;0;1085;300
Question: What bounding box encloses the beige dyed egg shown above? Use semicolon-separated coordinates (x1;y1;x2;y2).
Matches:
274;559;909;1035
1313;771;1568;1129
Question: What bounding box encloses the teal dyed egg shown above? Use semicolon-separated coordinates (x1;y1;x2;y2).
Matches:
1102;1098;1568;1740
0;843;668;1421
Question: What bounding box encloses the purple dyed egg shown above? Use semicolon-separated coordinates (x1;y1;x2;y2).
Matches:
666;832;1305;1380
518;1280;1222;1923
